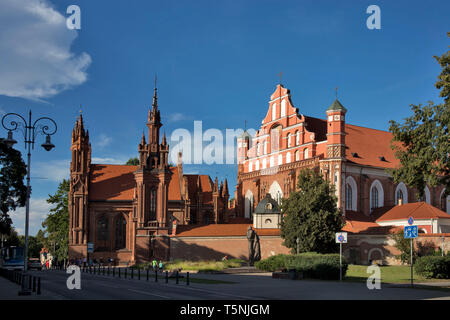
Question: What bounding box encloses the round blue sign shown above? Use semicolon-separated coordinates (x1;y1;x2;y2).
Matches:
408;216;414;226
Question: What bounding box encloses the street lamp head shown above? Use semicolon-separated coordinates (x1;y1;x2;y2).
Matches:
41;134;55;151
4;131;17;148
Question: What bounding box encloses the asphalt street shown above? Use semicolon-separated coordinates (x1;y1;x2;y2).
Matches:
10;269;450;300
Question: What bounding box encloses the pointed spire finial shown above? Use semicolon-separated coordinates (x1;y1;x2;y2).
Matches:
152;74;158;110
335;86;338;99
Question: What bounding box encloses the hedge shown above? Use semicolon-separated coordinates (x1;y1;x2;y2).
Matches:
255;253;348;280
415;256;450;279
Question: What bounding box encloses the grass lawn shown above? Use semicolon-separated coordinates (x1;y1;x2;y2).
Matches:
345;265;447;284
132;259;245;273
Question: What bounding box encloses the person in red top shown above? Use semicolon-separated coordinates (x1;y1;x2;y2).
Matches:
45;260;49;270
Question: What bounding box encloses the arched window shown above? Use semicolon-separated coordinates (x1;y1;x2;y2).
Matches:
371;187;379;210
269;156;275;167
245;190;254;219
440;189;450;214
115;215;127;250
97;216;108;241
296;131;300;145
255;160;260;170
270;125;281;152
287;133;292;147
345;176;357;211
149;188;157;220
269;181;283;205
304;148;309;159
262;158;267;169
370;180;384;212
263;140;268;154
346;184;352;211
286;152;291;163
248;162;253;172
278;154;283;166
272;102;277;120
295;150;300;161
280;99;286;117
395;182;408;205
256;143;260;156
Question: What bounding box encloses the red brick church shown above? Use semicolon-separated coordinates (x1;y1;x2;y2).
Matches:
68;87;231;264
235;84;449;220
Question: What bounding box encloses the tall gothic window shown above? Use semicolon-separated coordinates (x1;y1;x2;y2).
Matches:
304;148;309;159
371;187;379;210
97;216;108;241
149;188;157;221
396;190;404;204
346;184;352;210
296;131;300;145
295;150;300;161
287;133;292;147
115;215;127;250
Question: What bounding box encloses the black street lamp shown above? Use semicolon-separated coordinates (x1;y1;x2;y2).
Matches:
1;110;57;295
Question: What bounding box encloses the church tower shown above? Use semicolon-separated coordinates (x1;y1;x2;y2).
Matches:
134;85;172;234
325;99;347;210
68;114;91;256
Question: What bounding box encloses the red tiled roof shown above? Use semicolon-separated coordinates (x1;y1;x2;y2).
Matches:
175;224;281;237
343;210;403;235
185;174;213;204
345;124;400;169
168;167;181;201
375;202;450;222
89;164;137;201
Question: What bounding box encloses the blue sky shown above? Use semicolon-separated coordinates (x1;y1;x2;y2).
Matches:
0;0;448;235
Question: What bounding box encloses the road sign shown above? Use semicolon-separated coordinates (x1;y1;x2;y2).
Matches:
404;225;418;239
87;242;94;253
407;216;414;226
336;232;348;243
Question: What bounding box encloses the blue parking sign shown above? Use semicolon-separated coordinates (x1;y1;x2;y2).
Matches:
404;225;418;239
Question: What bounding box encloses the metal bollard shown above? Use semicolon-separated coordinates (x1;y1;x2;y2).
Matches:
165;271;168;284
131;268;134;279
112;267;115;277
125;268;127;279
37;277;41;295
155;270;158;282
118;268;121;278
176;271;179;284
146;268;149;281
187;272;190;286
29;274;32;289
33;276;36;292
138;269;140;280
108;266;110;276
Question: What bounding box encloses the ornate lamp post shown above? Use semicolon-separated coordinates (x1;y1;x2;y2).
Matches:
1;110;57;295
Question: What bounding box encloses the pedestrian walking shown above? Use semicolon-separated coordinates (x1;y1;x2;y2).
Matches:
158;260;163;271
152;259;157;271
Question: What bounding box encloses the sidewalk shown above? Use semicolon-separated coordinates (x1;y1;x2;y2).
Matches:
0;276;54;300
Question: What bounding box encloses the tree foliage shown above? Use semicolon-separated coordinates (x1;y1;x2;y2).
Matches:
280;169;345;254
391;230;417;264
388;33;450;198
42;179;69;261
0;139;27;235
125;157;139;165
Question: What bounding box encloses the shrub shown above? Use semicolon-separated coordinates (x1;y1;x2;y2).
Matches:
285;253;348;280
255;252;348;280
415;256;450;279
255;254;288;272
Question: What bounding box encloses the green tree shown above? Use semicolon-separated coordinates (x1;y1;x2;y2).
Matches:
42;179;69;262
388;33;450;198
0;139;27;235
391;230;417;264
125;157;139;165
280;169;345;254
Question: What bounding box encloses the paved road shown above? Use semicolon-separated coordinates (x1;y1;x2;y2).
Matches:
13;269;450;300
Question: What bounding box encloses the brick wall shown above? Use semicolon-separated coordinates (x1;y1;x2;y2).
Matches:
170;236;290;261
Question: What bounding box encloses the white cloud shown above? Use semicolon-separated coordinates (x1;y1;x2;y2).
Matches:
11;198;52;236
0;0;91;100
33;159;70;182
167;113;191;123
95;134;112;148
91;157;128;165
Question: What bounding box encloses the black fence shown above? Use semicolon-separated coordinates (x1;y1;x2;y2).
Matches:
0;268;41;295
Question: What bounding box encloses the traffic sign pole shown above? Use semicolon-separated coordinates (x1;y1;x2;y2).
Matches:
410;238;413;287
339;242;342;281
